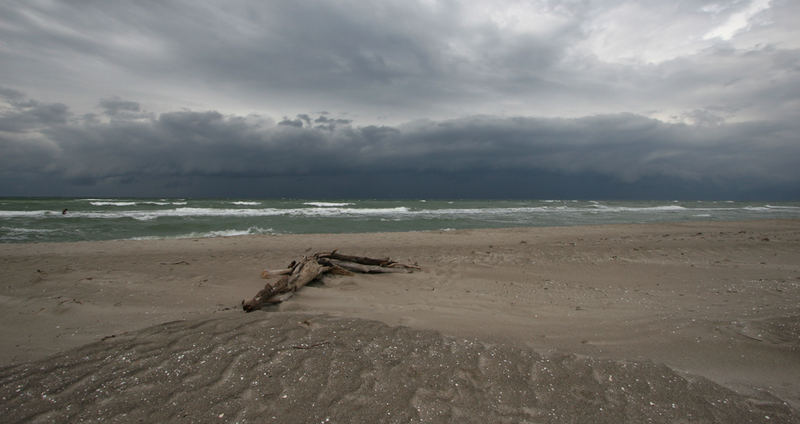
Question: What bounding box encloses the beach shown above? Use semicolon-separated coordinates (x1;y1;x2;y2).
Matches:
2;219;799;422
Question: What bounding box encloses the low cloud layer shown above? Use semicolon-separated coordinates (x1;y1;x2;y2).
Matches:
1;90;797;199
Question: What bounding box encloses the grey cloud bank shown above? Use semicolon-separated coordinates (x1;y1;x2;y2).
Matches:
1;90;797;199
0;0;798;199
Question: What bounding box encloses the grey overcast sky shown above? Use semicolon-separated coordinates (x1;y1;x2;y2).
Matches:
1;0;798;199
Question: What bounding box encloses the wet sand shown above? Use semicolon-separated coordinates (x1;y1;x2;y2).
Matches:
1;220;799;422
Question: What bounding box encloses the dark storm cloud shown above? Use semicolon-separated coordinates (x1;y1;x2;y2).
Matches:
278;117;304;128
1;91;797;198
0;87;26;103
277;114;353;130
315;116;352;125
99;98;141;116
0;88;69;133
296;114;312;127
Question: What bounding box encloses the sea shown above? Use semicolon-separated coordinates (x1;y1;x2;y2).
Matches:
1;198;799;243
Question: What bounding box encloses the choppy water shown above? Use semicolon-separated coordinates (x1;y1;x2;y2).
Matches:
1;198;799;243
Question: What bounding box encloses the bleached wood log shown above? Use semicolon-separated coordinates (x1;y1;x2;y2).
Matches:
260;268;294;279
319;251;392;266
318;250;421;270
243;251;419;311
325;258;412;274
243;257;328;311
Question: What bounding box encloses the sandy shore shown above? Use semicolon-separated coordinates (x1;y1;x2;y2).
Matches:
1;219;799;422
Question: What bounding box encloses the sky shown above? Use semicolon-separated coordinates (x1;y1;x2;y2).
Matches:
1;0;798;199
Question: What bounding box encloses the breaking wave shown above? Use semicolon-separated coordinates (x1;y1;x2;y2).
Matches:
128;226;276;240
89;201;188;206
303;202;355;207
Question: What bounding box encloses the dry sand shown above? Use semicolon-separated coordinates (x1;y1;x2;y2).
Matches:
1;219;799;422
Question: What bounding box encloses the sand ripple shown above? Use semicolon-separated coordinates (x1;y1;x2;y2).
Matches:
1;312;797;423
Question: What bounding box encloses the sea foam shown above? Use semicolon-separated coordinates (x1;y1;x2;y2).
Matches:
128;226;276;240
303;202;355;207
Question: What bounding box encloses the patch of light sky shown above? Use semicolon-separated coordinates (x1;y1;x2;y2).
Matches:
703;0;771;40
429;0;783;66
578;0;775;65
471;0;574;36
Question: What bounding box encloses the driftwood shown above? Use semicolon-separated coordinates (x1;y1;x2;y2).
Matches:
242;251;420;312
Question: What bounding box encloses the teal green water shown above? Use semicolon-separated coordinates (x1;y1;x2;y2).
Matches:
2;198;799;243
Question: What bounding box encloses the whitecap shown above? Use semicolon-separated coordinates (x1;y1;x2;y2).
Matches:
90;201;137;206
0;210;53;217
0;226;57;233
580;205;687;213
119;207;286;220
128;226;275;240
764;205;800;210
294;207;409;217
142;201;188;206
303;202;354;207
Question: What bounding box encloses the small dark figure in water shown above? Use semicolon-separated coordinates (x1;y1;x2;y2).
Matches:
62;208;68;215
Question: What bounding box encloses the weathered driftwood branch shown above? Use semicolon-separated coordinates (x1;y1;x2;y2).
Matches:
324;258;411;274
242;251;419;312
260;268;293;279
